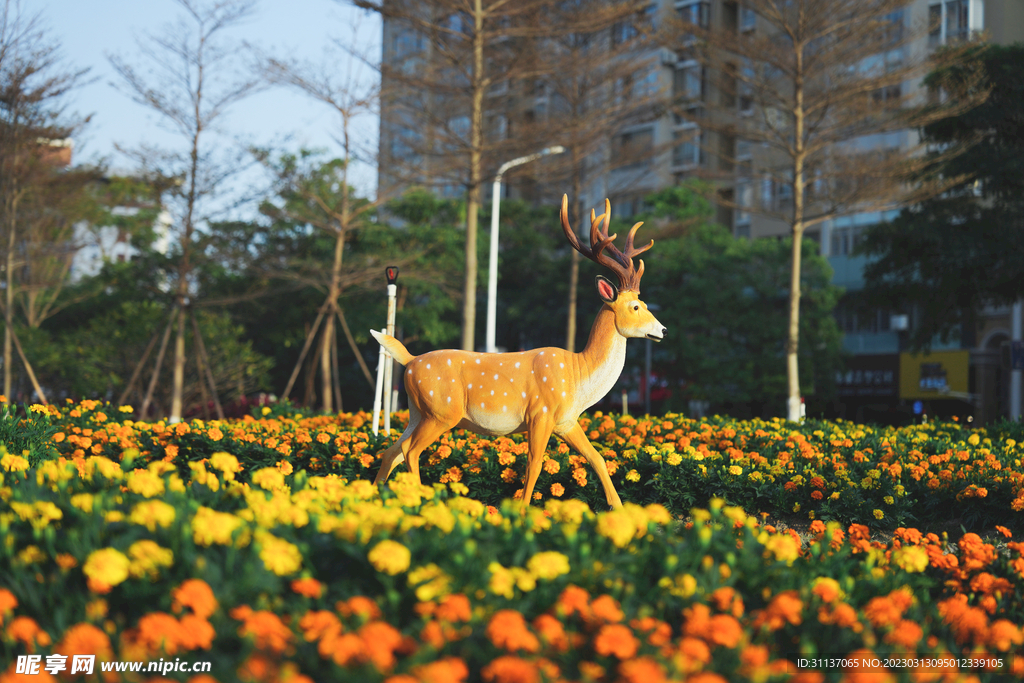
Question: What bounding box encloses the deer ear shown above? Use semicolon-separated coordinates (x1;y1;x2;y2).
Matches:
595;275;618;303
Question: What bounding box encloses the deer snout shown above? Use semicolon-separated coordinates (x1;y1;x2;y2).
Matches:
645;321;666;342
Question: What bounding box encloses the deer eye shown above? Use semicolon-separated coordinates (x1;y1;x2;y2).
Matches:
633;304;640;311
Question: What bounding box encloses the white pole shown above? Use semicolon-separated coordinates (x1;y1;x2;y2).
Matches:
372;327;386;435
486;176;502;353
485;146;565;354
1012;299;1022;420
383;282;397;433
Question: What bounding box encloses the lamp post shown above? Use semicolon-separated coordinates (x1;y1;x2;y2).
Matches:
486;145;566;353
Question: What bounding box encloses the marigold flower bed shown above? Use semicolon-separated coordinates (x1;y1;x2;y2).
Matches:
0;400;1022;682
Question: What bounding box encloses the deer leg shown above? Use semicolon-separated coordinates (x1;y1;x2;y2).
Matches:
374;406;421;485
397;417;454;485
521;417;554;513
558;422;623;509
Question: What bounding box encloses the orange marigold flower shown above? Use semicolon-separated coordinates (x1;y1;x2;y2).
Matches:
413;656;470;683
0;589;17;625
360;621;403;672
488;610;540;653
755;591;803;631
533;614;569;652
988;619;1024;652
319;631;364;666
481;655;540;683
178;615;216;650
884;619;923;649
682;603;713;639
550;483;565;497
557;585;590;620
589;594;624;623
339;595;382;621
707;614;743;649
237;610;294;653
56;622;112;660
592;623;639;659
812;578;842;604
618;657;666;683
172;579;218;620
435;594;471;623
740;644;770;668
686;673;728;683
291;577;323;599
137;612;182;655
995;525;1012;539
384;676;420;683
6;616;51;653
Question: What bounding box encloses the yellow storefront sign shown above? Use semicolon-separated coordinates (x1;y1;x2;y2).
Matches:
899;350;969;400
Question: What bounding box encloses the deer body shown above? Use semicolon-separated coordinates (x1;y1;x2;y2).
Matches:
372;197;666;511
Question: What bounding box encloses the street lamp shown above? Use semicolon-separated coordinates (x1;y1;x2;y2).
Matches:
486;145;566;353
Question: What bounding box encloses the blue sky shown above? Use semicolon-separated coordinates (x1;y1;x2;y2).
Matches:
32;0;381;209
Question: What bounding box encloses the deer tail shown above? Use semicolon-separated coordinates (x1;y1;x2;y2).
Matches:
371;330;415;366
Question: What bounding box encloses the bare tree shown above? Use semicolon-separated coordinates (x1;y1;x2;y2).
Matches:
523;0;663;351
355;0;555;352
109;0;261;422
257;16;384;412
0;0;89;401
667;0;985;420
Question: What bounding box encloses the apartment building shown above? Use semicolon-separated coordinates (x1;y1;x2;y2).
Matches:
378;0;1024;423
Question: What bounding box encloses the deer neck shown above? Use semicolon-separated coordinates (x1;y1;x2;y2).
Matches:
573;305;627;412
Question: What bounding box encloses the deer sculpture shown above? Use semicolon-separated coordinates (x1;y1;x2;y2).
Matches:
371;194;666;511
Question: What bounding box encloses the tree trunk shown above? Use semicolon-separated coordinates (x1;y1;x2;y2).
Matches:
4;201;14;399
786;51;807;423
462;0;486;352
170;301;187;422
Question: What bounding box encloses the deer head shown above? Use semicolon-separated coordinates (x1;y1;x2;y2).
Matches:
560;195;666;342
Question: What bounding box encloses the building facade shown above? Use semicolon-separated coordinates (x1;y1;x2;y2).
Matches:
378;0;1024;423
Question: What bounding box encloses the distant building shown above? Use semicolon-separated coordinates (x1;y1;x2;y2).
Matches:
378;0;1024;423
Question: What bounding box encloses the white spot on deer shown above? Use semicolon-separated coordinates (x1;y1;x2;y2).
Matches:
504;392;507;396
468;384;473;389
515;362;520;368
491;390;494;395
426;364;431;369
543;377;547;382
502;405;507;412
560;363;565;368
521;392;526;398
447;396;451;403
539;351;545;355
481;402;485;408
543;406;548;413
561;391;566;397
493;374;498;380
475;359;481;364
429;390;434;396
447;359;451;366
437;377;440;381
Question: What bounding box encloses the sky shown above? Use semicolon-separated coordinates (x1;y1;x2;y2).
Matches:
30;0;381;213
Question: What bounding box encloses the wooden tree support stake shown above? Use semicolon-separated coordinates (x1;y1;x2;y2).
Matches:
281;300;330;401
191;310;225;420
118;310;171;407
9;327;46;404
142;310;176;420
336;306;375;389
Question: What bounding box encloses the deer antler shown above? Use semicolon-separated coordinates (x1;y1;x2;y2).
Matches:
560;194;653;292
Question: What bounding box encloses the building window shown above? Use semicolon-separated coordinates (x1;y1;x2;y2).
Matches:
612;128;654;169
612;4;655;46
739;7;756;32
676;1;710;29
735;179;752;226
672;127;702;168
673;62;705;105
929;1;978;45
392;28;424;59
928;4;942;45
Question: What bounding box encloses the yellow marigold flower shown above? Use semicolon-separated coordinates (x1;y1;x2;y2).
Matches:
1;451;29;472
367;539;411;575
728;465;743;476
188;461;220;492
83;548;131;594
526;552;570;580
119;405;134;413
17;545;47;565
252;467;286;491
666;452;683;466
209;452;242;481
129;500;176;532
764;534;800;565
256;531;302;576
873;509;884;520
408;563;451;601
419;503;456;533
488;562;516;599
70;493;95;513
884;496;894;505
126;469;165;498
192;506;245;546
625;469;641;482
892;546;929;573
127;540;173;580
86;457;123;480
596;509;637;548
967;433;980;446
